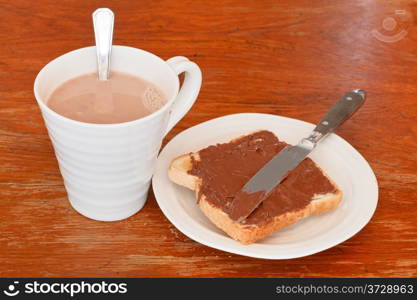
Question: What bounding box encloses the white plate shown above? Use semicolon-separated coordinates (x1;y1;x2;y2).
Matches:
152;113;378;259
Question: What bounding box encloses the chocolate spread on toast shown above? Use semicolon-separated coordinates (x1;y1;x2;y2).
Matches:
189;130;336;225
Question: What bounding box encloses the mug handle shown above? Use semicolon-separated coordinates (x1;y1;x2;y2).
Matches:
164;56;202;136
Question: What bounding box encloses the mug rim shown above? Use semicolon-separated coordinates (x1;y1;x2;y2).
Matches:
33;45;180;128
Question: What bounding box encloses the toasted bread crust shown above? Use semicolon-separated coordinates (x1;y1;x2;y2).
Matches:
199;191;342;244
168;153;201;191
168;137;342;244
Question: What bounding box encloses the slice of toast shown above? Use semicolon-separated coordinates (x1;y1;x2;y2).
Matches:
168;130;342;244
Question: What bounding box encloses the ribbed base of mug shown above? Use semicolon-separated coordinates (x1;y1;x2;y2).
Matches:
68;196;146;222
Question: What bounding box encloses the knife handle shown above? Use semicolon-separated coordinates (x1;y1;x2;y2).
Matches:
307;89;366;143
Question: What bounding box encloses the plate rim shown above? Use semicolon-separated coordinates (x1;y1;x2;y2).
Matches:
152;113;378;259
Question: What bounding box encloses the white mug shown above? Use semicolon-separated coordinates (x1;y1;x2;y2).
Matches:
34;46;202;221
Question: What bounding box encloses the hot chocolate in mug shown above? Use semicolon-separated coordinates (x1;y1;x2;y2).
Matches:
34;46;202;221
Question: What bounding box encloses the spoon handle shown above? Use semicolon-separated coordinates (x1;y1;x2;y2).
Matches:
92;8;114;81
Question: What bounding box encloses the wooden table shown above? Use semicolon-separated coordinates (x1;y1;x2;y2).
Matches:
1;0;416;277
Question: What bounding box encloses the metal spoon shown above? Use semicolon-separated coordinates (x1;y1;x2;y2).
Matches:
92;8;115;114
92;8;114;80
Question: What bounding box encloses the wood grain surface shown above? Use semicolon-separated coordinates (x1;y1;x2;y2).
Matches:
1;0;417;277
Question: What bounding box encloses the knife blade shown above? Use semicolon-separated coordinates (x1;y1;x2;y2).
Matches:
229;89;366;223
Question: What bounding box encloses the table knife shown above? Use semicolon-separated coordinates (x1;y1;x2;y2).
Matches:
229;89;366;222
